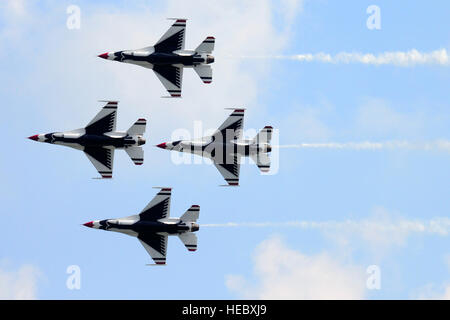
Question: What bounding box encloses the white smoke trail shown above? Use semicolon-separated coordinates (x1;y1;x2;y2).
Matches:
273;140;450;152
202;217;450;236
228;49;450;67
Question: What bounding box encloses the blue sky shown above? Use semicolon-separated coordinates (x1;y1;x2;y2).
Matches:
1;0;449;299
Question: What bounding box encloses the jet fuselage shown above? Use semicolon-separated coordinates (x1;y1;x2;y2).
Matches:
104;50;214;68
88;219;199;235
30;131;146;149
159;139;271;160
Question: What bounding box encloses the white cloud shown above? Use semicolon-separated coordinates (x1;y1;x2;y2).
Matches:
0;263;40;300
226;236;366;299
443;286;450;299
413;283;450;300
413;256;450;300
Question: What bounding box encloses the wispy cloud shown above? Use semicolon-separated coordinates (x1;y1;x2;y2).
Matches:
232;49;450;67
0;262;41;300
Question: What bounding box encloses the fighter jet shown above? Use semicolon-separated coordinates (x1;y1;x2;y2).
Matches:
156;109;273;186
98;19;215;98
83;188;200;265
28;101;146;179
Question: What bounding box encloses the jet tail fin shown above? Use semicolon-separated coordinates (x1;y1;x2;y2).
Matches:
127;118;146;136
180;205;200;222
195;36;215;53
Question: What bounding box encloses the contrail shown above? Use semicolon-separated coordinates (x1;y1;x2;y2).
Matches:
273;140;450;152
226;49;450;67
203;218;450;236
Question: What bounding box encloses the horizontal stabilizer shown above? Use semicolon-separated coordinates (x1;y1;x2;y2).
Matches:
178;232;198;252
252;126;273;144
195;36;215;53
125;146;144;165
194;65;212;84
180;205;200;222
127;118;146;136
250;153;271;173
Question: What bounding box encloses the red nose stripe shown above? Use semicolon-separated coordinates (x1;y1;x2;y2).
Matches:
83;221;94;228
156;143;166;149
28;135;39;141
98;53;109;59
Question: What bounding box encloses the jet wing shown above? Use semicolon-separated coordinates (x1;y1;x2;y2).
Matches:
178;232;198;252
84;146;114;179
213;109;245;142
138;233;168;265
85;101;118;134
138;188;172;221
153;65;183;97
154;19;186;53
214;154;241;186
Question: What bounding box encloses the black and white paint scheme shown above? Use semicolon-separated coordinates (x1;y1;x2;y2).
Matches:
83;188;200;265
156;109;273;186
28;101;146;179
98;19;215;97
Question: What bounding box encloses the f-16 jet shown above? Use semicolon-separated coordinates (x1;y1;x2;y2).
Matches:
83;188;200;265
28;101;146;179
156;109;273;186
98;19;215;98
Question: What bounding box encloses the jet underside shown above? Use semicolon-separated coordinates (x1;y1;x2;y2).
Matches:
43;132;140;149
98;220;191;235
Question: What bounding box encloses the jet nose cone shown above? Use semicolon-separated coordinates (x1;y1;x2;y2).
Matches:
156;142;167;149
83;221;94;228
28;134;39;141
98;52;109;59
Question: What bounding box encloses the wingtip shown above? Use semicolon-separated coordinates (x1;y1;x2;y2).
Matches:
152;186;172;191
167;17;188;21
225;107;246;112
98;100;119;104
